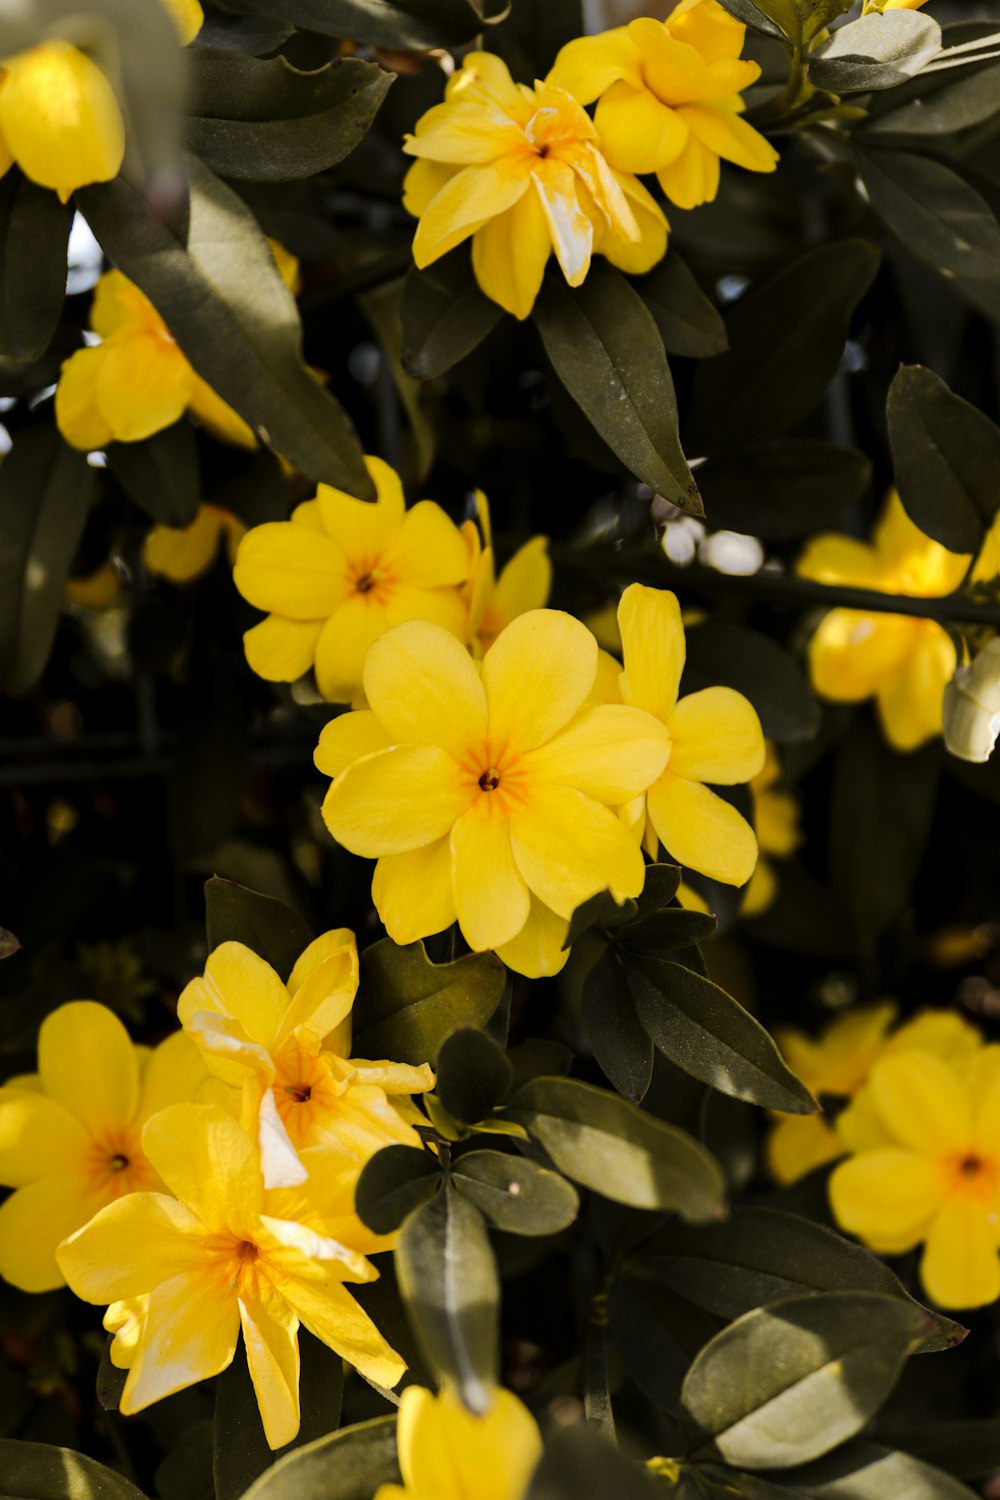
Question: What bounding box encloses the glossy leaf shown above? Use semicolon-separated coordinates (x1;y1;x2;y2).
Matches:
0;1440;148;1498
0;172;70;362
809;12;942;93
854;147;1000;285
867;58;1000;137
354;1145;441;1236
781;1441;980;1499
227;0;488;49
619;908;719;953
108;420;200;528
717;0;789;40
240;1416;400;1500
582;948;654;1102
698;442;869;540
452;1148;580;1235
435;1028;513;1125
400;253;503;381
204;876;313;982
355;940;506;1067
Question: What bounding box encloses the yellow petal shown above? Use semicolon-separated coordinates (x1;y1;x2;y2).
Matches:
405;102;524;166
141;1104;263;1234
680;102;778;173
90;270;154;340
667;686;765;784
55;347;114;450
39;1001;140;1140
316;456;404;555
159;0;204;44
471;188;551;320
0;1175;106;1291
322;745;471;856
187;371;258;448
510;786;646;917
874;488;969;593
279;930;358;1045
617;584;684;723
867;1052;973;1156
234;523;349;619
55;1191;205;1303
497;895;570;978
398;1385;543;1500
0;1087;90;1186
384;582;468;640
667;0;747;63
143;506;226;583
533;163;593;288
382;500;470;587
272;1274;405;1390
137;1031;207;1122
523;704;670;804
647;772;758;885
240;1279;301;1450
655;132;719;209
598;170;669;276
742;857;776;916
314;598;393;704
451;800;530;951
96;331;192;442
372;837;457;945
244;616;324;683
120;1270;240;1412
829;1149;948;1252
314;710;392;778
594;79;689;174
875;623;954;751
796;534;884;589
179;942;289;1050
495;536;551;620
413;161;531;268
890;1009;982;1060
484;609;597;752
920;1192;1000;1309
0;42;124;200
548;29;642;104
807;610;916;702
403;157;459;218
363;619;487;760
767;1115;844;1186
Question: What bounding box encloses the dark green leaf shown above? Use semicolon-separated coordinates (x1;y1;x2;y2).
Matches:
0;1440;148;1500
526;1427;659;1500
355;940;506;1067
866;59;1000;138
0;172;70;362
875;1419;1000;1479
781;1441;979;1499
619;908;718;953
507;1076;726;1218
186;53;392;182
78;157;373;496
452;1148;579;1235
640;251;728;359
854;147;1000;284
0;422;95;696
400;253;503;381
396;1183;499;1413
582;948;654;1102
688;241;880;451
227;0;488;49
624;954;815;1113
359;274;435;481
204;876;313;982
507;1039;574;1096
887;364;1000;553
809;12;941;93
96;1333;127;1413
354;1145;441;1236
435;1028;513;1125
108;420;200;527
535;262;702;514
681;1292;933;1470
684;620;820;743
155;1421;214;1500
240;1416;400;1500
564;890;639;947
634;864;685;917
717;0;789;40
698;443;869;540
610;1269;722;1412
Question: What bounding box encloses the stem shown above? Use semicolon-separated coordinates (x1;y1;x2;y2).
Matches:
583;1291;616;1441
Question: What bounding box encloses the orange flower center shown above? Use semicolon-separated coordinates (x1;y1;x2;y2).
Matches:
87;1128;157;1199
459;741;529;813
272;1036;342;1147
945;1152;999;1206
347;557;396;605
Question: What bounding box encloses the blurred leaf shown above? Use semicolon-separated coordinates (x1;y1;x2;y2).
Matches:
78;157;373;497
355;1145;441;1236
435;1028;513;1125
781;1441;980;1499
186;53;392;182
0;172;70;362
681;1292;932;1470
108;419;200;527
507;1039;574;1095
698;442;869;540
96;1334;127;1412
688;241;879;451
809;12;941;93
359;275;435;481
355;940;506;1067
0;421;95;697
452;1148;579;1235
226;0;488;49
526;1426;659;1500
582;948;654;1102
204;876;313;982
641;250;728;359
887;364;1000;553
490;0;584;83
854;147;1000;285
0;1439;148;1499
874;1419;1000;1479
610;1270;722;1412
155;1421;214;1500
507;1076;726;1218
684;620;820;743
624;954;816;1113
0;929;20;960
535;262;702;515
240;1415;400;1500
866;58;1000;137
400;252;503;381
396;1183;499;1413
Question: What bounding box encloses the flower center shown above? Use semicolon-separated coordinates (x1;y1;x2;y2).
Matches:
355;573;376;593
960;1155;984;1178
284;1082;312;1103
479;767;502;792
109;1153;129;1172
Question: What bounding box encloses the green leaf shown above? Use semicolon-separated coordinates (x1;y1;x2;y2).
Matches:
214;1332;343;1500
688;241;880;451
396;1183;499;1413
354;1145;441;1236
107;420;200;527
887;364;1000;553
240;1416;400;1500
0;1439;149;1499
698;442;869;540
491;0;584;84
453;1148;579;1235
77;157;373;497
204;876;313;982
634;864;685;917
681;1292;933;1470
355;940;506;1068
96;1334;127;1413
0;421;95;697
0;172;70;362
155;1421;214;1500
227;0;488;50
186;53;392;183
0;929;20;960
582;948;654;1102
400;252;503;381
359;275;435;482
640;251;728;359
435;1028;513;1125
866;57;1000;138
716;0;790;42
564;890;639;947
624;954;815;1114
526;1427;659;1500
874;1419;1000;1479
854;147;1000;285
610;1269;722;1413
506;1076;726;1218
618;907;718;953
781;1441;980;1499
534;262;702;515
684;620;820;744
809;12;941;93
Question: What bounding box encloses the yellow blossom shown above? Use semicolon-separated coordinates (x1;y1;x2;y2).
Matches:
461;492;551;657
767;1004;981;1186
830;1046;1000;1309
316;610;671;978
796;489;970;753
55;240;298;452
143;505;246;585
616;584;764;887
374;1384;543;1500
233;457;470;704
0;1003;205;1292
402;51;668;320
742;743;802;916
176;932;433;1189
549;0;778;210
65;559;122;609
56;1103;405;1447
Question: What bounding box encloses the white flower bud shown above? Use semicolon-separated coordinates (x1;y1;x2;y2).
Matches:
943;639;1000;763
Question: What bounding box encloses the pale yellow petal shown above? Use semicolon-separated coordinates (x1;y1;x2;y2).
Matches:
646;772;758;885
39;1001;140;1140
867;1052;973;1156
141;1104;263;1234
137;1031;207;1122
510;786;646;917
767;1115;844;1186
875;623;954;751
0;42;124;200
494;536;551;620
381;500;470;587
655;132;719;209
372;837;457;945
143;506;225;584
322;746;471;856
523;704;669;804
495;894;569;979
667;687;765;784
273;1274;405;1390
920;1193;1000;1309
471;189;551;320
451;800;530;951
55;347;114;451
617;584;684;723
97;331;192;442
244;616;324;683
314;710;393;778
533;162;593;288
120;1270;240;1412
0;1087;90;1186
0;1175;106;1291
829;1149;948;1252
796;534;885;589
279;930;358;1045
594;79;689;174
240;1279;301;1450
548;30;642;104
179;942;289;1049
160;0;204;44
484;609;597;752
413;161;531;267
314;597;392;703
680;102;778;173
363;619;487;760
55;1191;205;1303
187;371;257;448
233;523;349;619
807;611;916;703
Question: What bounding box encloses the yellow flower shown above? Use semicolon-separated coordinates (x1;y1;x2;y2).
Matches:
374;1384;543;1500
767;1004;981;1186
0;1003;205;1292
742;742;802;916
65;559;122;609
616;584;765;887
796;489;970;753
143;505;247;585
56;1103;405;1447
402;51;668;320
177;933;433;1189
549;0;778;211
830;1047;1000;1309
316;610;671;978
55;239;298;452
0;3;203;203
233;457;470;704
461;492;551;657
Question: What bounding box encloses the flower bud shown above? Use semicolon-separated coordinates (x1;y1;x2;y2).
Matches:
943;639;1000;763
